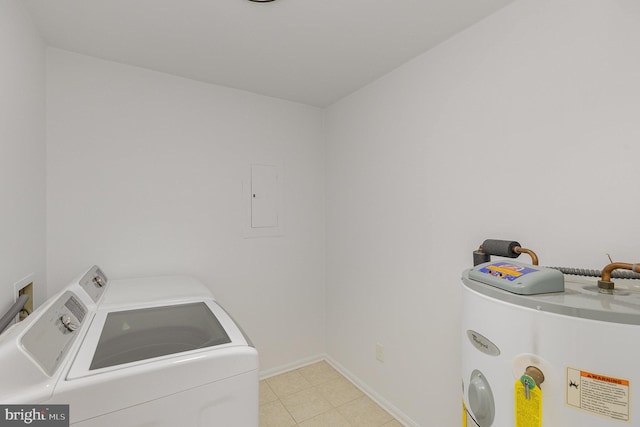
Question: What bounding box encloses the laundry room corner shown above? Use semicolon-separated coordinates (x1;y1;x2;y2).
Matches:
44;48;327;373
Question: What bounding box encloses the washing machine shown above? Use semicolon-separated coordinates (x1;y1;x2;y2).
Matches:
461;258;640;427
0;266;259;426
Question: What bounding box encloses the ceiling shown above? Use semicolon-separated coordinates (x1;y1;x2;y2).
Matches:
25;0;514;107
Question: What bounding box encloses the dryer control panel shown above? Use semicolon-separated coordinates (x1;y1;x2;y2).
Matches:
78;265;109;304
21;291;88;376
468;261;564;295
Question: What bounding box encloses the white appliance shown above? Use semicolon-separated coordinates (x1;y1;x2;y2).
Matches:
0;266;259;426
462;261;640;426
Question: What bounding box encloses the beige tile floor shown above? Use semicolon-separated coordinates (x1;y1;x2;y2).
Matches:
260;361;403;427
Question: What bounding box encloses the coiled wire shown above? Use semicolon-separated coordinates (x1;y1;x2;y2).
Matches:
548;266;640;280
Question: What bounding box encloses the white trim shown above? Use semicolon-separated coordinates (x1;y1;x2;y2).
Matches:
325;356;418;427
259;353;326;380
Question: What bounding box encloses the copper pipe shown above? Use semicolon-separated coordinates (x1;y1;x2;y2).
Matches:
601;262;640;282
514;247;539;265
598;262;640;293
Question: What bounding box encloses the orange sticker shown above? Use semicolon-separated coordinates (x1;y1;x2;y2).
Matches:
567;367;630;422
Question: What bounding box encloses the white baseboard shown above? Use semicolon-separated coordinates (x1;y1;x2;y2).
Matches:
259;353;327;379
259;354;419;426
325;356;419;427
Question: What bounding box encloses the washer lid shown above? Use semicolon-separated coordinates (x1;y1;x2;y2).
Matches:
89;302;230;370
67;300;247;380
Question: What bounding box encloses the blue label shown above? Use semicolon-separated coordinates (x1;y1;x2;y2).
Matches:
478;262;538;281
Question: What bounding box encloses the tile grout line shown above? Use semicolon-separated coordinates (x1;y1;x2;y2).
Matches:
263;367;354;426
261;361;399;427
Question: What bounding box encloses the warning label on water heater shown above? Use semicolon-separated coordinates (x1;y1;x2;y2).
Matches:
566;367;630;422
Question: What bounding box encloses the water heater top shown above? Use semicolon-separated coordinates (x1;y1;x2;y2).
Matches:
463;268;640;325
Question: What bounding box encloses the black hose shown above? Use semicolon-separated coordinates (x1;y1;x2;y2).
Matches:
481;239;521;258
0;294;29;334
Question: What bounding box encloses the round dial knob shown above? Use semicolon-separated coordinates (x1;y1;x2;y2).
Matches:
93;276;105;287
60;315;78;332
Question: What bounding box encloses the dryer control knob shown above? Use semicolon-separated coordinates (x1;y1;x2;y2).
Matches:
60;315;78;332
468;369;495;426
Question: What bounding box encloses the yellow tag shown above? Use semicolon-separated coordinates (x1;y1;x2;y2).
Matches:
515;380;542;427
462;400;467;427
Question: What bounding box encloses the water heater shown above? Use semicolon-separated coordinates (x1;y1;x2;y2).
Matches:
461;242;640;427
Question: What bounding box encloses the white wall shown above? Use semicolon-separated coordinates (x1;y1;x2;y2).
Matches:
46;49;326;371
0;1;45;317
325;0;640;425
